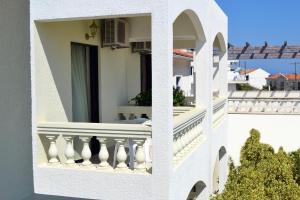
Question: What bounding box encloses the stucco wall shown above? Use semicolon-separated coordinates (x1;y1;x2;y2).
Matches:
30;0;228;199
34;20;142;123
248;68;269;90
0;0;33;199
228;114;300;164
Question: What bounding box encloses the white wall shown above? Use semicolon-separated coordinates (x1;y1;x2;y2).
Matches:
0;0;33;199
248;68;270;90
30;0;228;199
228;114;300;164
34;19;143;123
173;57;194;96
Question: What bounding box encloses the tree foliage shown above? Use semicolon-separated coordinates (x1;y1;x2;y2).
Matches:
213;129;300;200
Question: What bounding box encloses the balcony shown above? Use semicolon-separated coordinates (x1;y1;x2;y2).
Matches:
37;107;206;173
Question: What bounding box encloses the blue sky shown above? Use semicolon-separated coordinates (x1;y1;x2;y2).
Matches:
216;0;300;74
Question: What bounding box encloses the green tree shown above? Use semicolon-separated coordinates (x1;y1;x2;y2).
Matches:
213;129;300;200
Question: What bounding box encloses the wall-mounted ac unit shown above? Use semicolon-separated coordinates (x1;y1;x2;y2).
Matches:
102;19;129;48
131;42;151;53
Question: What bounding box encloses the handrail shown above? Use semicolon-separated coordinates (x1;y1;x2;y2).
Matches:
213;98;227;114
38;122;152;139
173;108;206;165
173;108;206;136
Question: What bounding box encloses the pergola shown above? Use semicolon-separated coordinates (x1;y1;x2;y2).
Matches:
228;41;300;60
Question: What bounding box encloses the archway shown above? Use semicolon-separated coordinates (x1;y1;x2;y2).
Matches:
212;33;227;99
186;181;207;200
173;9;207;106
212;146;227;194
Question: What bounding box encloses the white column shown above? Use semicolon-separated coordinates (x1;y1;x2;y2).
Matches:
45;134;59;164
79;136;92;166
152;7;173;199
63;135;75;165
97;137;110;168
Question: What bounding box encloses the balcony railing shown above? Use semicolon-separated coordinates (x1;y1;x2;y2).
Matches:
228;91;300;114
213;98;227;127
38;105;209;175
38;122;152;173
173;108;206;165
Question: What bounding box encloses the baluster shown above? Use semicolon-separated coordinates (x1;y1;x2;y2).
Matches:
63;135;75;165
97;137;110;168
177;130;187;158
115;139;128;169
134;139;146;171
186;125;193;149
79;136;92;166
46;134;59;164
173;136;179;160
191;122;199;145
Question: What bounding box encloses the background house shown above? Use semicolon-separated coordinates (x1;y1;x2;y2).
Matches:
173;49;195;97
239;68;270;90
267;73;300;90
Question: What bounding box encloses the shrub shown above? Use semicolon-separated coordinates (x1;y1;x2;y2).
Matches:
130;87;186;106
213;129;300;200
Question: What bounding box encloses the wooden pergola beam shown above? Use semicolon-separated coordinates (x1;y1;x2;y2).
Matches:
229;42;300;60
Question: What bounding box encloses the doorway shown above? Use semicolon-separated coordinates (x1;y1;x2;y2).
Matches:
71;42;100;156
140;53;152;92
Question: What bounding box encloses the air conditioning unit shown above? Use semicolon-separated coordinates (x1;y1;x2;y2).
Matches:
131;42;151;53
102;19;129;48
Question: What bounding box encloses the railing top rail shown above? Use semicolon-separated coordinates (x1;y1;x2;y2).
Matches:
173;107;206;136
213;97;227;112
228;98;300;102
38;122;152;139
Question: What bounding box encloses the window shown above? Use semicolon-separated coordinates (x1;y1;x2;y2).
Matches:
176;76;182;89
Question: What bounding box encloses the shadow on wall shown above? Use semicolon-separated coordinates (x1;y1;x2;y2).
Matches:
24;194;87;200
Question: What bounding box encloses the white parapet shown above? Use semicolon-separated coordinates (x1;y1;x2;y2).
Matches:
228;91;300;115
173;107;206;166
38;122;152;172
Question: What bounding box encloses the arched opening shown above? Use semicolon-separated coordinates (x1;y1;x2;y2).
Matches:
212;146;227;194
212;33;226;99
172;10;206;106
187;181;207;200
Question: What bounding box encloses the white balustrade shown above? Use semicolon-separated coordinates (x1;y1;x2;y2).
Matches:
38;122;151;173
229;98;300;114
45;134;59;164
213;98;227;126
97;137;110;168
133;139;146;171
173;108;206;163
80;136;92;166
229;91;300;115
63;135;75;164
115;139;128;169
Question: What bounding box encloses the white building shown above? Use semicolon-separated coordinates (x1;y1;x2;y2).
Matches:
267;73;300;91
173;49;195;97
239;68;270;90
0;0;228;199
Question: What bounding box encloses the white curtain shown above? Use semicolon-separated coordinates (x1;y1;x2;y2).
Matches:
71;44;90;122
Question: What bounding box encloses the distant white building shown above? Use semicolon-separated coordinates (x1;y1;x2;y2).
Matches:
227;62;248;91
239;68;270;90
